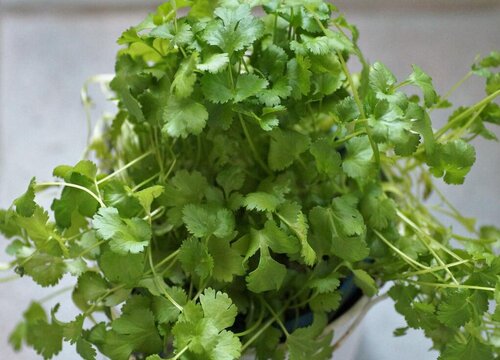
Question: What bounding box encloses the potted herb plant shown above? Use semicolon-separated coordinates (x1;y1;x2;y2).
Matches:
1;1;499;359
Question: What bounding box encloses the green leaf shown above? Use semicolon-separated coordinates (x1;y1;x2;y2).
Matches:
287;55;312;99
133;185;164;214
234;74;269;103
369;61;397;96
76;272;108;303
111;307;163;355
250;220;300;256
332;194;366;236
102;181;142;218
408;65;438;107
310;139;342;176
268;129;310;171
246;248;287;293
182;204;235;238
277;202;316;266
14;177;37;217
197;53;230;73
342;136;376;182
310;273;340;294
299;33;350;55
427;139;476;185
243;192;282;212
439;337;494;360
257;79;291;106
352;269;378;297
24;253;65;287
209;330;242;360
309;196;369;262
178;237;213;280
310;292;342;312
152;287;187;324
334;96;360;122
98;246;145;286
93;207;151;254
171;52;198;98
162;97;209;138
204;5;264;54
151;21;193;47
360;183;396;230
201;72;233;104
437;291;471;327
27;320;63;359
216;167;245;196
208;239;245;282
14;206;61;250
287;313;333;360
53;160;97;181
199;288;238;330
76;338;97;360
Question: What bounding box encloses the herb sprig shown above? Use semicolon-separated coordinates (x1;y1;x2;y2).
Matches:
1;1;499;359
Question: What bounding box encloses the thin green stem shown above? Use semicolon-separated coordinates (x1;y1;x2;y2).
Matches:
169;345;189;360
435;89;500;139
132;173;160;192
239;115;271;175
148;247;183;312
261;298;290;337
241;301;289;352
337;52;380;166
37;182;105;208
404;280;495;293
397;259;471;278
373;229;429;270
432;71;473;110
97;150;153;185
333;130;365;146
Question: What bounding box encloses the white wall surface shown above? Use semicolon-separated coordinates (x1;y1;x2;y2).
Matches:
0;2;499;359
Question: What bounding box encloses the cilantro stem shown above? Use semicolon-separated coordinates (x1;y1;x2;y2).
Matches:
144;249;180;276
148;247;183;312
435;89;499;139
234;305;265;337
36;182;106;208
239;114;271;175
76;239;106;258
241;302;289;352
131;173;160;192
168;345;189;360
452;233;496;244
431;71;473;111
337;52;380;167
373;229;429;271
444;103;487;142
96;150;153;185
261;298;290;337
396;210;466;278
333;130;365;146
403;280;495;292
399;259;471;278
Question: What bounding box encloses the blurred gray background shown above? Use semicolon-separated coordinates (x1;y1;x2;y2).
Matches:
0;0;499;359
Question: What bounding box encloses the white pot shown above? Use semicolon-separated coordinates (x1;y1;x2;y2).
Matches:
242;296;372;360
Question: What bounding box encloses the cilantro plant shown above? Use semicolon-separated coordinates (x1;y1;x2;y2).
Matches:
1;1;499;359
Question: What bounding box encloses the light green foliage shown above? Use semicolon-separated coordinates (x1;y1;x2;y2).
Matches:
2;1;499;360
93;207;151;254
14;177;37;217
